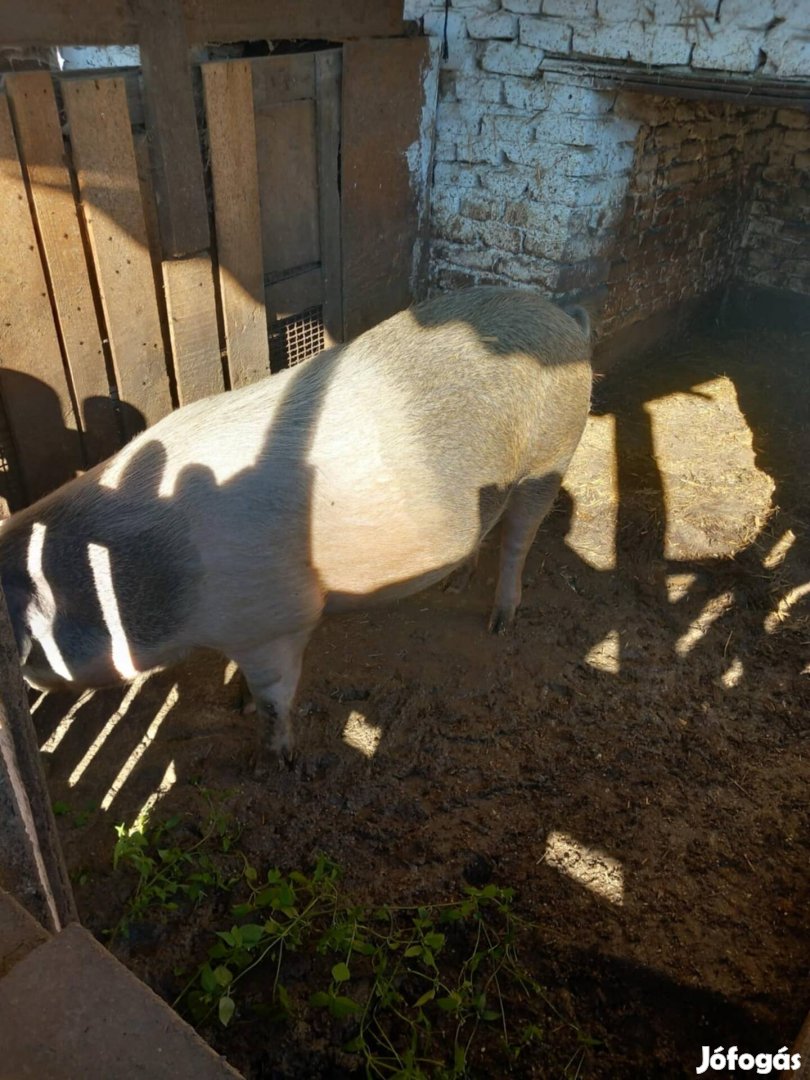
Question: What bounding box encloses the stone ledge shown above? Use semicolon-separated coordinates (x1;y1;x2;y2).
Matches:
0;924;242;1079
0;888;50;978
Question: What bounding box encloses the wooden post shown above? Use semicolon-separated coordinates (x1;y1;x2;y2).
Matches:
315;50;344;346
138;0;224;404
0;585;76;932
202;60;270;388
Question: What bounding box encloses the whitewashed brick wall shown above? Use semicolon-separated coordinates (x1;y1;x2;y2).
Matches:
405;0;810;324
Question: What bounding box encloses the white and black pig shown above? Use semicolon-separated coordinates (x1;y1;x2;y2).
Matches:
0;287;592;765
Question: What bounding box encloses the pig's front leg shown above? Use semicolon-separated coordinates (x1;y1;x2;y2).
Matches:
233;629;312;775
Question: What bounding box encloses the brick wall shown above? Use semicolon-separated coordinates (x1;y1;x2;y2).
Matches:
600;98;810;335
737;109;810;295
406;0;810;336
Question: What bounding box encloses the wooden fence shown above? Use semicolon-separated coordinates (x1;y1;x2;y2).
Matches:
0;5;432;513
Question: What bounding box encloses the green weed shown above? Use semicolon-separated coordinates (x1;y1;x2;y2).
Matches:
110;789;241;941
110;804;596;1076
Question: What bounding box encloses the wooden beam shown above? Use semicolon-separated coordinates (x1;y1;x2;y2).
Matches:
341;38;431;339
0;93;82;502
202;60;270;389
315;49;343;345
5;72;121;467
138;0;210;257
62;76;173;436
162;255;224;404
0;0;406;47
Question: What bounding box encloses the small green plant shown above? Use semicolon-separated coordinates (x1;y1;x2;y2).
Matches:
175;858;584;1078
110;789;241;940
109;805;597;1076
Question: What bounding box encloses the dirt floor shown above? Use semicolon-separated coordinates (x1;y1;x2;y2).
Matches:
33;325;809;1078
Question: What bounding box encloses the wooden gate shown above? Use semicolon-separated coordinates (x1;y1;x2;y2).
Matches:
0;25;435;513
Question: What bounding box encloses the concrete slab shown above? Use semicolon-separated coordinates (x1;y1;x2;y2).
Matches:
0;924;242;1079
0;887;50;977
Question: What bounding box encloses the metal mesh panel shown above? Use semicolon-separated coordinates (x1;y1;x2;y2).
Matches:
268;305;326;372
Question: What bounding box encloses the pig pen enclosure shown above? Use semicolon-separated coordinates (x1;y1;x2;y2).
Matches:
1;1;810;1077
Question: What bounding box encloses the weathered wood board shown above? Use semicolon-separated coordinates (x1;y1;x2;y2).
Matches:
5;71;120;467
62;76;173;436
202;60;270;389
162;255;224;404
341;38;433;340
0;93;81;502
0;0;406;46
315;49;343;345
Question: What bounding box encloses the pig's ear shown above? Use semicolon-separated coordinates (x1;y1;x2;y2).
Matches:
1;574;33;665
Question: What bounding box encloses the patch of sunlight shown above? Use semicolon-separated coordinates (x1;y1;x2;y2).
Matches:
583;629;621;674
563;414;617;571
342;709;381;758
40;689;95;753
27;522;72;681
29;691;48;715
645;377;774;561
764;581;810;635
675;590;735;657
130;759;177;831
88;542;139;680
666;572;697;603
68;675;149;787
101;684;179;810
763;529;796;570
544;831;624;906
223;660;239;685
720;658;744;688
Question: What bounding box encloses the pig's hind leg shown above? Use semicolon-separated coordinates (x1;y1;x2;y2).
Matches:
233;629;312;773
489;471;563;634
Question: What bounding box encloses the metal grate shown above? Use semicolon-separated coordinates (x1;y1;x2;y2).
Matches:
268;305;326;372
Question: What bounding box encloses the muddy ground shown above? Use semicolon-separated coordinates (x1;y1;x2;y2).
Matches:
33;326;809;1078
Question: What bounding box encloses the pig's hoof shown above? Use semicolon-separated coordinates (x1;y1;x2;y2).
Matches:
488;608;514;635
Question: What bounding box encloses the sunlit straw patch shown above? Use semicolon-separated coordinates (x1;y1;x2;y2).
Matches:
583;629;621;674
720;658;744;688
674;590;734;657
130;759;178;832
544;831;624;906
764;581;810;635
342;710;381;758
762;529;796;570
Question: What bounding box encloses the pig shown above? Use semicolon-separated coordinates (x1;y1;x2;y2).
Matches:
0;287;591;767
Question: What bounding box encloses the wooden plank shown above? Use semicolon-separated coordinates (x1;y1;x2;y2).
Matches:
5;72;120;467
0;93;81;502
0;0;406;46
255;100;320;276
138;0;210;257
62;76;173;436
138;0;223;405
265;267;322;322
341;38;432;339
186;0;406;46
315;49;343;345
251;54;315;109
162;255;224;404
202;60;270;389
